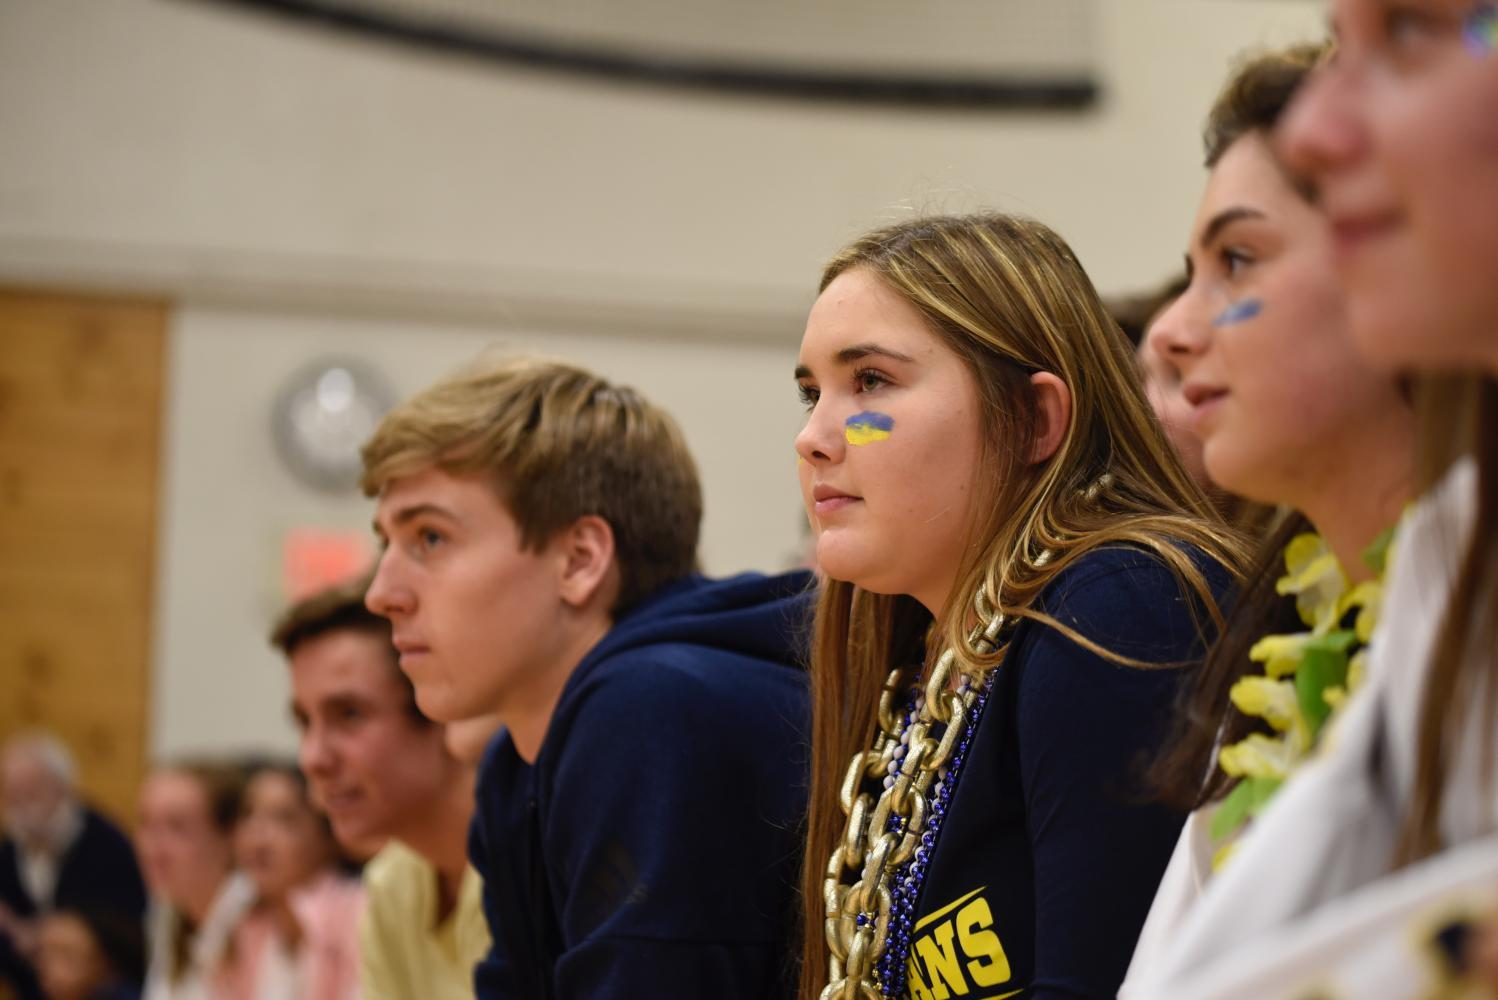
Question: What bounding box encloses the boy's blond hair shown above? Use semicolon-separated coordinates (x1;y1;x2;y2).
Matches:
361;357;702;613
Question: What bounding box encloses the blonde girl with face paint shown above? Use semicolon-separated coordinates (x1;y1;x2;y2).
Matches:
1126;6;1498;997
793;213;1244;1000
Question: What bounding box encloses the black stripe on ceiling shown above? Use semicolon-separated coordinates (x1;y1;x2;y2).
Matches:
187;0;1101;111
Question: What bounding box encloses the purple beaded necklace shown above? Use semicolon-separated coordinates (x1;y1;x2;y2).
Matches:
873;674;993;997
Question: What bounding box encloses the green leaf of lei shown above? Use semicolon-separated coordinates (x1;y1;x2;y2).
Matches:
1296;630;1355;737
1210;775;1285;841
1362;526;1395;576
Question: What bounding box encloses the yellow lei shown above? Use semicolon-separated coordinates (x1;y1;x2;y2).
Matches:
1210;527;1395;868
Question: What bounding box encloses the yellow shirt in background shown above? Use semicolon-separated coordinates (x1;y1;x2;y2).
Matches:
359;841;490;999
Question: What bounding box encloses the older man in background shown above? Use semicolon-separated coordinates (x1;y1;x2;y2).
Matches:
0;732;146;1000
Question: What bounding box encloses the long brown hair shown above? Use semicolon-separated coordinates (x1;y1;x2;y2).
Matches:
796;214;1245;999
1399;374;1498;863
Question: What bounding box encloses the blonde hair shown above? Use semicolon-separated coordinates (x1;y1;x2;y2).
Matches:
361;357;702;612
798;214;1246;998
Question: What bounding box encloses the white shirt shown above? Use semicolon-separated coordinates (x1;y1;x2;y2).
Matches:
14;800;83;909
143;872;256;1000
1131;458;1497;998
251;934;301;1000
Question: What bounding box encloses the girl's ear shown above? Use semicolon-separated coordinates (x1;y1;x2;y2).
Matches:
1028;371;1072;464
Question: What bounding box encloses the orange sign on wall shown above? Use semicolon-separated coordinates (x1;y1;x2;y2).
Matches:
281;528;373;601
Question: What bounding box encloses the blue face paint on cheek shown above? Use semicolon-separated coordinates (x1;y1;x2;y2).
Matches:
844;411;894;446
1214;298;1263;327
1465;3;1498;54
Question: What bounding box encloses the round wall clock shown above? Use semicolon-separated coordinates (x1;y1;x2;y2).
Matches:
271;358;396;493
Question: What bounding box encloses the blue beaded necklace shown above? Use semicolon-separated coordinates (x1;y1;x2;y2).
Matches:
873;674;993;998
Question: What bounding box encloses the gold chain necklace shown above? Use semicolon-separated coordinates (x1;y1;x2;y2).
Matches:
819;602;1016;1000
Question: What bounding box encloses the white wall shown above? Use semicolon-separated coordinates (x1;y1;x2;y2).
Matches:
0;0;1326;317
0;0;1326;756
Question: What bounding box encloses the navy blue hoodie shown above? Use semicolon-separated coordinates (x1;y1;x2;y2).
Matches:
470;570;813;1000
895;545;1230;999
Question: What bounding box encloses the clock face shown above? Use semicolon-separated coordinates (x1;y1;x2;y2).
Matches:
272;360;396;492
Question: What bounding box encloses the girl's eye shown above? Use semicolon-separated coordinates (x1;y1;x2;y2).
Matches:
1379;4;1464;59
1386;6;1438;45
855;369;889;393
1222;247;1254;277
417;528;444;551
797;383;820;409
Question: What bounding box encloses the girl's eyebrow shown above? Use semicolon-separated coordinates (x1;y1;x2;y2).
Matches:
795;343;917;379
1198;206;1268;252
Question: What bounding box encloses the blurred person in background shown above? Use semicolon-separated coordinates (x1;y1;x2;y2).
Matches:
0;733;146;1000
1111;276;1278;536
34;907;145;1000
1112;275;1209;489
272;579;487;1000
221;761;361;1000
135;761;253;1000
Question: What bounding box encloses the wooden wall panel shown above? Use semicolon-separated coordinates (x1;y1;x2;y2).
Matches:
0;288;166;829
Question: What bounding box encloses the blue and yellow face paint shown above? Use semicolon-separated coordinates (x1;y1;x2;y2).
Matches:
1466;3;1498;54
1214;298;1262;327
845;411;894;446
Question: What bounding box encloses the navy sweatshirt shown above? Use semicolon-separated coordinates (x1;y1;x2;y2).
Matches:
899;546;1228;1000
470;570;813;1000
